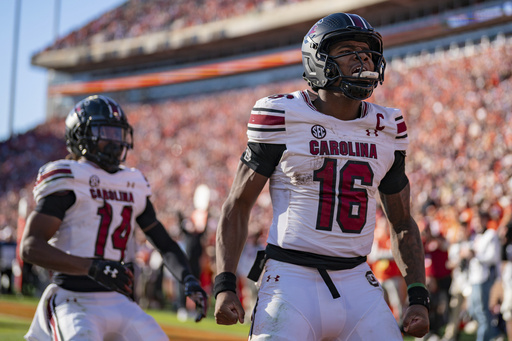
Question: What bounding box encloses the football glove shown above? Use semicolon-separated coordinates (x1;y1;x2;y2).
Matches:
184;275;208;322
88;259;133;297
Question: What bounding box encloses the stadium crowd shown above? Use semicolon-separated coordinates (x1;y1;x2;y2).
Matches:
44;0;306;51
1;35;512;339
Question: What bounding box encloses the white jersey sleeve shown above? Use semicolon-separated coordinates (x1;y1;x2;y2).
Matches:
247;94;288;144
34;160;76;202
391;107;409;151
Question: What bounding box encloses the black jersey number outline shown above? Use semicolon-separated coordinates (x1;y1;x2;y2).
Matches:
314;159;373;233
95;201;133;260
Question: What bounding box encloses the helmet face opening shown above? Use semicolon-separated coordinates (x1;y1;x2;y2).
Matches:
302;13;386;100
65;95;133;173
87;123;133;169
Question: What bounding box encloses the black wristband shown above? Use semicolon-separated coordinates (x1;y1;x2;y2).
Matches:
213;272;237;299
408;285;430;311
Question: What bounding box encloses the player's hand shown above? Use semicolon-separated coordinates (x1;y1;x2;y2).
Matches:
184;275;208;322
214;291;245;325
402;304;429;338
87;259;133;297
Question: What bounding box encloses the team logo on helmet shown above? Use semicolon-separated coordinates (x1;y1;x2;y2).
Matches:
304;19;322;43
311;125;327;139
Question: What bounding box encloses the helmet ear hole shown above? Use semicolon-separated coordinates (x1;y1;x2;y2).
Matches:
325;61;339;79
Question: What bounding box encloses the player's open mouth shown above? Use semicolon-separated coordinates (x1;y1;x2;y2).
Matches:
351;66;366;75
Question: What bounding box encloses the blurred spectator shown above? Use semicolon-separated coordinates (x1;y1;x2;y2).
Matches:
442;217;473;341
0;226;16;294
176;209;207;321
237;230;266;320
499;219;512;340
420;215;452;339
466;210;502;341
368;209;407;323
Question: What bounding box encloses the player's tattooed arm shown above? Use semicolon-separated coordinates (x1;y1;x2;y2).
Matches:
379;183;426;285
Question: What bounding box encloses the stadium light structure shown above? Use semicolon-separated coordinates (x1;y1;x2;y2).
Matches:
8;0;21;139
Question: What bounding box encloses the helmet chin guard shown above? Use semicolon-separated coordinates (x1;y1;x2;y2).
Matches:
302;13;386;100
331;79;377;100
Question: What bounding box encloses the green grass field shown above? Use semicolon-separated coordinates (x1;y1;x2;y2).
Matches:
0;314;32;341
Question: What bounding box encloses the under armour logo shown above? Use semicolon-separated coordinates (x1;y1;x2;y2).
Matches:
266;275;280;282
103;266;118;278
366;129;379;136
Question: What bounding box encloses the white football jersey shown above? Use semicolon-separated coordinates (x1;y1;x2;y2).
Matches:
33;159;151;262
246;90;409;258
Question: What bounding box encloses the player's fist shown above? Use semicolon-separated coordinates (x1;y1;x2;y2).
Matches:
402;304;429;338
88;259;133;297
184;275;208;322
214;291;245;325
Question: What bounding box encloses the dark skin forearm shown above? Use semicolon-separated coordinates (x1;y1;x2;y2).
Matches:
215;161;268;326
216;161;268;275
380;183;429;337
379;184;425;285
20;211;92;275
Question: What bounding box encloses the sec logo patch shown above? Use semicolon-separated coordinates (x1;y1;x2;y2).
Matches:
311;125;326;139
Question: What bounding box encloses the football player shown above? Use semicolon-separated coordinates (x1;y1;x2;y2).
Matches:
21;95;207;341
214;13;429;339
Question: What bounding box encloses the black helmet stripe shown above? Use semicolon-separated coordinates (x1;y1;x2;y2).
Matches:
97;94;123;119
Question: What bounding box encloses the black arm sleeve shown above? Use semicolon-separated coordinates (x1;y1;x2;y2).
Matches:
35;191;76;220
137;199;192;283
136;198;158;228
378;150;409;195
241;142;286;178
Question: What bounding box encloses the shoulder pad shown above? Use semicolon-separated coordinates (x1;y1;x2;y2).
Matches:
120;167;152;197
247;95;289;144
33;160;75;202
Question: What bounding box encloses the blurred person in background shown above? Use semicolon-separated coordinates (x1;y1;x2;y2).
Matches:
0;226;16;294
176;209;207;321
368;210;407;324
20;95;207;341
214;12;429;340
236;230;266;321
499;219;512;340
421;219;452;340
466;210;502;341
442;216;473;341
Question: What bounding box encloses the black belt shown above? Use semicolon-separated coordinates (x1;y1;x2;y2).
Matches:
54;274;113;292
249;244;366;299
53;262;135;297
